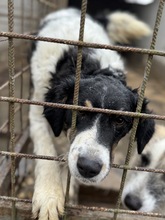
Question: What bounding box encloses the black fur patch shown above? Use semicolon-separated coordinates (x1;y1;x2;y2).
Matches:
43;46;155;153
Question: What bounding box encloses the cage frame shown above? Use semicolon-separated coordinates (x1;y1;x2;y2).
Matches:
0;0;165;219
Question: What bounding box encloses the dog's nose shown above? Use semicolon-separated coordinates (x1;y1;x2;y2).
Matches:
124;193;142;211
77;156;102;178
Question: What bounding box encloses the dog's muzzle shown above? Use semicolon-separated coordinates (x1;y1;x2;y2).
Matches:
68;126;110;184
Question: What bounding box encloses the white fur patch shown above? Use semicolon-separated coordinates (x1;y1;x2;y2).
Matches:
125;0;154;4
107;11;151;44
31;8;125;96
122;171;156;212
68;120;110;184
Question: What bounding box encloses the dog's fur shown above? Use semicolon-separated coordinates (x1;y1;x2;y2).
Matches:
29;8;154;220
122;124;165;213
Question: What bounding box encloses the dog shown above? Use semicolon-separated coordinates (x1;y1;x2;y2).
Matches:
122;124;165;213
29;8;154;220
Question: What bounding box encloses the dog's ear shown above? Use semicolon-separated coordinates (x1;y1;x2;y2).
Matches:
135;98;155;154
44;104;66;137
43;77;74;137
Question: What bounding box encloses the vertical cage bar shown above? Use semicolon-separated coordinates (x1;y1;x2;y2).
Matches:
8;0;16;219
18;0;27;183
70;0;87;135
28;0;34;108
64;0;87;214
113;1;165;219
20;0;25;132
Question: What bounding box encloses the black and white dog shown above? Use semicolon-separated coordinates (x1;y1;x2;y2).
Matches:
29;8;154;220
122;124;165;213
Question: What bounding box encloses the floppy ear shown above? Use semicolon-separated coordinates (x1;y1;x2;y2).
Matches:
43;105;66;137
136;99;155;154
43;77;75;137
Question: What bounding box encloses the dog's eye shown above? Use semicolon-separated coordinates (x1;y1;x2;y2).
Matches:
141;154;150;167
115;116;125;126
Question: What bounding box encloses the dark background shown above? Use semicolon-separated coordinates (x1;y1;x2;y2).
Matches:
68;0;138;15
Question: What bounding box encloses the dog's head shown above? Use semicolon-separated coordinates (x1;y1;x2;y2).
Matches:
122;125;165;212
44;69;155;184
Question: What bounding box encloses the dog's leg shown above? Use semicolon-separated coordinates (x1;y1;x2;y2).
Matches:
29;92;64;220
61;164;79;204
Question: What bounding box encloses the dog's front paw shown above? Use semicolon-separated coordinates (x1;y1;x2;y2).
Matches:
32;190;65;220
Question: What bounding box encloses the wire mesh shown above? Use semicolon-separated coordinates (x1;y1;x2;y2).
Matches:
0;0;165;219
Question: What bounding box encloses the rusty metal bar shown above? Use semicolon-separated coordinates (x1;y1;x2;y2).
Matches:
0;150;66;163
1;149;165;174
0;195;165;219
1;31;165;56
68;204;165;218
8;0;16;218
19;66;24;132
0;196;31;203
19;0;26;134
1;96;165;121
64;0;87;214
71;0;87;135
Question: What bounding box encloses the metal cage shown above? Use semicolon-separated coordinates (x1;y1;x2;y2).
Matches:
0;0;165;219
